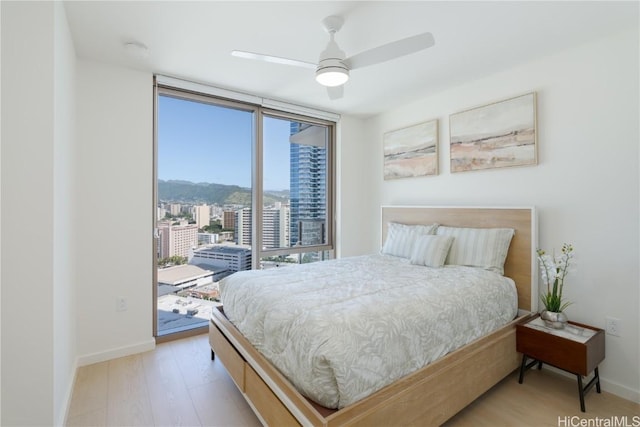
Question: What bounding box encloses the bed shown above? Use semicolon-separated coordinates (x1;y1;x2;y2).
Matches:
209;206;537;426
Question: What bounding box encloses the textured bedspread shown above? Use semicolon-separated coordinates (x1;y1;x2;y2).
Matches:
220;254;518;409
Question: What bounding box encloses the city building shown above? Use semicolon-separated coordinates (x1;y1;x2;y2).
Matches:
198;232;219;245
234;207;252;246
263;203;290;249
157;264;214;291
157;206;167;221
209;204;223;219
191;245;252;273
193;204;211;229
222;210;236;230
297;218;324;246
219;231;234;242
158;221;198;259
289;122;327;246
233;205;291;249
185;282;220;300
188;261;231;282
169;203;181;216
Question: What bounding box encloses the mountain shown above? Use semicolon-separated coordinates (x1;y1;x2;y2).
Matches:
158;180;289;206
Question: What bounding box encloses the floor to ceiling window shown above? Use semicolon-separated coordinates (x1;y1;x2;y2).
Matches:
154;82;335;338
262;115;331;266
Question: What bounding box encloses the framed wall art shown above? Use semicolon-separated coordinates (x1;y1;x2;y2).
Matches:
383;119;438;180
449;92;537;173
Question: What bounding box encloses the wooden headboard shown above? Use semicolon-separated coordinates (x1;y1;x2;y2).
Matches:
381;206;537;312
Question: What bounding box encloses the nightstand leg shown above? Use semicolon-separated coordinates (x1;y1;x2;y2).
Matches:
595;367;601;393
577;375;586;412
211;349;215;361
518;354;540;384
519;354;527;383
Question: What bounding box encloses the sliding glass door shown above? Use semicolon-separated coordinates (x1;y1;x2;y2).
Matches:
155;91;255;336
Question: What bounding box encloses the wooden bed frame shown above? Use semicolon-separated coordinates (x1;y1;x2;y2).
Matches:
209;206;537;426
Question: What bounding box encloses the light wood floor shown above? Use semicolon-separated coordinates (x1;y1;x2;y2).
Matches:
67;333;639;426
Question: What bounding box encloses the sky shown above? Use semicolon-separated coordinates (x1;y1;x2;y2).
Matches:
157;95;292;190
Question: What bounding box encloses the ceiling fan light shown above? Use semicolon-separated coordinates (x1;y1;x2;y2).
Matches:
316;67;349;87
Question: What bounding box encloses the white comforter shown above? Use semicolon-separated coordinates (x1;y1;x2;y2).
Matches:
220;254;518;409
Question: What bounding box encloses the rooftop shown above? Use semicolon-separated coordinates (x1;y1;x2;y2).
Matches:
157;294;220;334
194;245;251;255
157;264;212;286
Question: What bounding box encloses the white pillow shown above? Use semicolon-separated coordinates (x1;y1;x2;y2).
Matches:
410;235;454;268
435;226;515;274
382;222;438;259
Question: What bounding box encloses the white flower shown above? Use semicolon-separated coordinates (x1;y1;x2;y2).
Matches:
537;244;575;312
538;253;557;285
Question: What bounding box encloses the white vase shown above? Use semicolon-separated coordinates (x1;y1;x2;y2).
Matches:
540;310;568;329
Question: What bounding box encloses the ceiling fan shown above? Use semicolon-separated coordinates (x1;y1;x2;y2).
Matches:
231;15;435;100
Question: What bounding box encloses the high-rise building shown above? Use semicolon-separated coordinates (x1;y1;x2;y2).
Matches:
263;204;290;249
169;203;181;216
222;210;236;230
289;122;326;246
233;206;290;249
235;208;252;246
298;218;324;246
157;206;167;221
158;221;198;259
193;204;211;229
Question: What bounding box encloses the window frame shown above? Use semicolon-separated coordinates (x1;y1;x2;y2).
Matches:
153;81;336;272
257;108;336;262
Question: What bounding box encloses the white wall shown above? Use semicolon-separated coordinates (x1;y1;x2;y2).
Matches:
0;1;78;424
361;29;639;402
53;2;78;424
1;2;55;424
75;60;155;363
336;115;375;257
1;7;153;422
0;1;3;422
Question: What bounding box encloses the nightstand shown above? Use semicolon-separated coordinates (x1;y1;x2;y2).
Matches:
516;314;605;412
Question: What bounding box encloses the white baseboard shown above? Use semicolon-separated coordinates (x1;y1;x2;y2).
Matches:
542;365;640;403
77;339;156;367
600;378;640;404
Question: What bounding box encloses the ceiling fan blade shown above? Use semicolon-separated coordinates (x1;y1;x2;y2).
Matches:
343;32;435;70
327;85;344;100
231;50;317;70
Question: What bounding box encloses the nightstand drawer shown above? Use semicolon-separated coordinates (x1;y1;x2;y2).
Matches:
516;319;605;376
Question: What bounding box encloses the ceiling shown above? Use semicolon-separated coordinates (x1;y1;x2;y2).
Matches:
64;1;638;118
